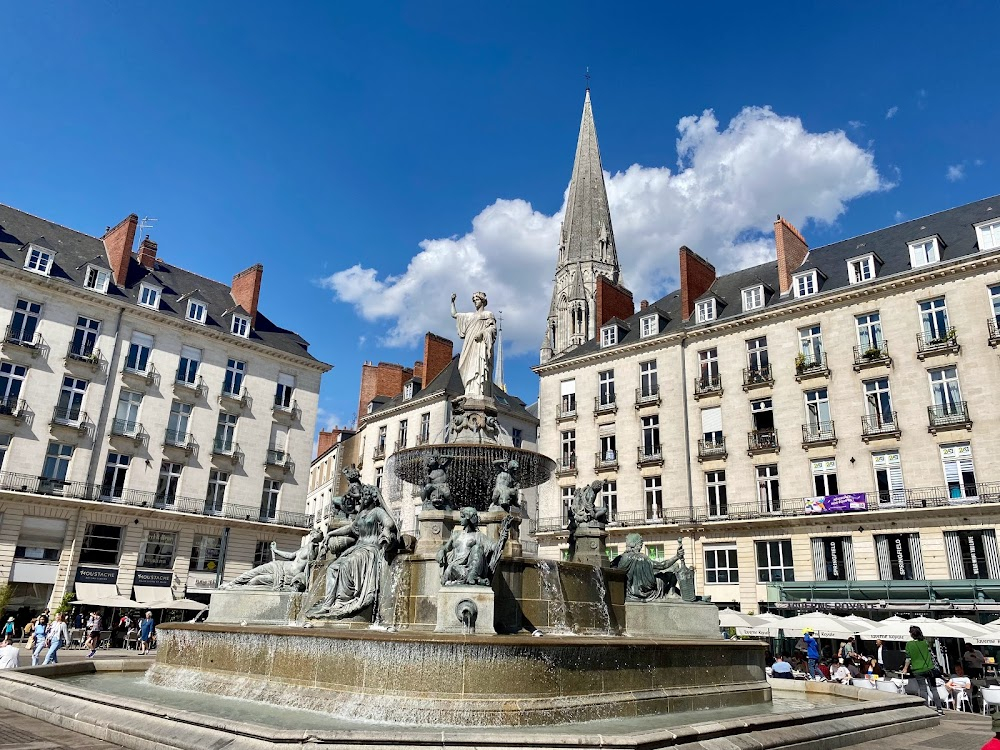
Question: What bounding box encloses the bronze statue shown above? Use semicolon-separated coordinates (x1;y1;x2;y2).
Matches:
421;453;453;510
489;458;520;512
611;534;686;602
437;507;510;586
224;529;323;591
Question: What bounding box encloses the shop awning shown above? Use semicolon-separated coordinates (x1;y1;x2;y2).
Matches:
72;582;133;607
133;586;174;607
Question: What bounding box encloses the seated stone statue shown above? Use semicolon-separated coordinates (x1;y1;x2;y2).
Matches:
330;465;364;520
421;453;453;510
489;458;520;512
611;533;685;602
569;479;608;529
436;507;510;586
224;529;323;591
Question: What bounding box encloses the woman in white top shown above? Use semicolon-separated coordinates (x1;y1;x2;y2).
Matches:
42;613;69;665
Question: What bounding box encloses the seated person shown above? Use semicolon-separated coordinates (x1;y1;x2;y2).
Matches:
846;658;862;678
832;658;853;684
770;655;793;679
864;657;886;680
818;660;832;680
945;664;972;698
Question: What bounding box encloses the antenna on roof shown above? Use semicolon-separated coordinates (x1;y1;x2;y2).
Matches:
135;217;158;250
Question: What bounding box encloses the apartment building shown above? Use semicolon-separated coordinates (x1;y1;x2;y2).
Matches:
306;426;358;522
0;206;329;612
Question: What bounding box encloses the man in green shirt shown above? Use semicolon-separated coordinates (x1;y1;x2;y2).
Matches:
903;625;943;714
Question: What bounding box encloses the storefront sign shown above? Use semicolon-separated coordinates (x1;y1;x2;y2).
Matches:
822;537;848;581
805;493;867;514
133;570;172;587
75;566;118;585
886;534;914;580
958;531;989;580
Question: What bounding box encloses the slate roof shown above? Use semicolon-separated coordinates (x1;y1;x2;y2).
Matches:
0;203;323;365
543;194;1000;365
370;355;537;423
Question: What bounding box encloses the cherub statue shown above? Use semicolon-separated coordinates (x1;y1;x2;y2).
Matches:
489;457;521;512
436;508;511;586
421;453;453;510
330;465;363;520
569;479;609;530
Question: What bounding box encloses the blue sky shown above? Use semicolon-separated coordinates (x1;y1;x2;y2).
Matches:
2;3;998;438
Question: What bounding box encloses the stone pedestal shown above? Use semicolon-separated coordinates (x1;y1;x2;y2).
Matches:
479;510;522;558
570;525;610;568
208;589;304;624
434;584;496;635
449;396;501;445
625;600;722;639
415;509;458;556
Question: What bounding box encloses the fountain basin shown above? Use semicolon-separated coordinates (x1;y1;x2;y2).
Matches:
149;623;768;726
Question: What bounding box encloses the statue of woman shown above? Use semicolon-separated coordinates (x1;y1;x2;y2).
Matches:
224;529;323;591
306;482;399;619
451;291;496;400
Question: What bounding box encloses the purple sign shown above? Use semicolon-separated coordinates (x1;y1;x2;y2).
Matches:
805;493;867;514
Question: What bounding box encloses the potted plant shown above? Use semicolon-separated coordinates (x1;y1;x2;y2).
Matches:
863;346;882;359
794;352;806;372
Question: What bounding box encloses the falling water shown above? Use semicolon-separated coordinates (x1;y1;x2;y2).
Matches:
535;559;570;633
589;567;613;635
378;555;412;628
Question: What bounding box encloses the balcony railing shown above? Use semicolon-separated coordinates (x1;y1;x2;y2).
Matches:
794;352;829;382
211;438;243;464
556;403;578;422
742;365;774;391
394;440;407;451
693;375;723;399
989;318;1000;348
555;454;578;477
3;326;46;358
219;387;251;410
636;445;663;467
697;437;727;461
272;398;301;422
0;398;27;425
747;428;779;455
853;342;891;371
634;385;661;408
802;420;837;447
928;402;972;433
594;451;618;472
66;344;104;372
373;444;386;460
265;448;294;473
163;429;196;455
50;406;90;435
173;375;206;400
121;362;158;386
110;418;147;444
916;329;959;359
532;481;1000;534
416;434;430;446
861;412;900;441
594;396;617;416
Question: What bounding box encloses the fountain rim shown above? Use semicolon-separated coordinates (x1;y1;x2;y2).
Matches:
389;443;557;489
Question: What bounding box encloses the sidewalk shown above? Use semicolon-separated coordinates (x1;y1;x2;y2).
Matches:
10;643;152;667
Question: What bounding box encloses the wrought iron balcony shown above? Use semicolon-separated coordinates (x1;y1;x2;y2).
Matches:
50;406;90;436
272;398;300;422
594;451;618;473
747;428;779;455
989;318;1000;348
555;453;578;477
265;448;294;473
121;362;158;386
801;420;837;448
372;444;386;460
416;434;430;446
163;429;196;455
173;375;206;400
211;438;243;464
928;402;972;433
218;386;251;410
2;326;46;358
693;375;723;399
556;403;578;422
634;385;660;408
794;352;829;382
594;396;617;416
697;437;727;461
742;365;774;391
853;342;891;371
110;418;147;445
636;445;663;467
394;440;407;451
0;398;27;425
861;412;900;441
916;329;959;359
65;343;104;372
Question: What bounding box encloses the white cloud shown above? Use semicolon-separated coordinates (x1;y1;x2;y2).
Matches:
974;158;985;167
320;106;891;356
946;164;965;182
885;106;899;120
894;210;906;223
848;120;864;130
315;405;349;433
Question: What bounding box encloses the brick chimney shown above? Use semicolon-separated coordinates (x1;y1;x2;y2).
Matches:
422;332;454;387
317;429;338;457
412;360;425;383
774;215;809;294
679;246;716;321
102;213;138;286
357;361;414;420
232;264;264;324
137;236;157;269
595;275;634;328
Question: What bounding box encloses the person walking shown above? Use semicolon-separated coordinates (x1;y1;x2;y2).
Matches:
0;636;19;669
42;613;68;665
903;625;943;715
964;643;987;679
85;611;102;658
29;614;49;666
1;616;15;640
802;628;820;680
137;611;155;656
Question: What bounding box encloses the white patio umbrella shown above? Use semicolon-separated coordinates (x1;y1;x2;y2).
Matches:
759;612;861;639
735;612;782;637
863;615;988;642
936;617;993;637
842;614;879;631
718;608;765;628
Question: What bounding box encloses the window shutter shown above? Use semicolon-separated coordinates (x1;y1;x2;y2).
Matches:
984;530;1000;579
876;536;890;579
16;517;68;548
909;533;925;579
131;331;154;348
843;537;856;581
701;407;722;434
811;538;826;581
598;422;616;437
944;532;963;578
278;372;295;388
180;345;201;361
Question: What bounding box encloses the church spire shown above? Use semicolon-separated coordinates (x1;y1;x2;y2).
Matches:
494;310;506;393
540;88;623;363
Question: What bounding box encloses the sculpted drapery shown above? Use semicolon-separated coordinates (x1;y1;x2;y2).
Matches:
451;292;496;399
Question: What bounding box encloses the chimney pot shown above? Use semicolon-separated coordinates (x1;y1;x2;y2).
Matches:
138;236;158;269
679;246;717;321
231;264;264;325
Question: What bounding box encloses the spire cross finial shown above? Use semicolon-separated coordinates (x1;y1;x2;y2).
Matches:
585;67;591;88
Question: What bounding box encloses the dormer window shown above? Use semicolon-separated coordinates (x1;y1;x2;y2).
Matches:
976;220;1000;252
24;245;53;276
695;299;716;323
600;325;617;347
793;270;818;298
230;314;250;338
138;283;161;310
908;237;941;268
403;382;414;400
186;299;207;324
640;314;658;338
84;265;111;294
848;254;877;284
741;285;765;312
366;401;375;415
